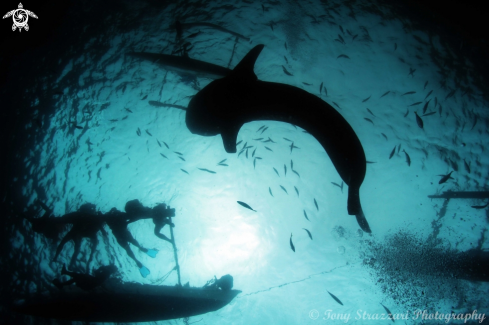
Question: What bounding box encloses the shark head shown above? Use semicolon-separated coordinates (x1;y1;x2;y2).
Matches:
185;44;265;153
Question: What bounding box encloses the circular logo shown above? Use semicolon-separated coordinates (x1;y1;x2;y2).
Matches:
309;309;319;320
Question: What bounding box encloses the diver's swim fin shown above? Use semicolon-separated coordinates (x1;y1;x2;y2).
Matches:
139;266;150;278
146;249;158;258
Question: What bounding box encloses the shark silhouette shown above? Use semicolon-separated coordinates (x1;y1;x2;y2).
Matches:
186;44;371;233
127;52;231;79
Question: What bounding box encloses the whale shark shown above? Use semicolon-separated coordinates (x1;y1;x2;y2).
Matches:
185;44;371;233
127;52;231;79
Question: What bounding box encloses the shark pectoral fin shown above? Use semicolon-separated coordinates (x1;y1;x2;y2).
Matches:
221;123;242;153
355;209;372;234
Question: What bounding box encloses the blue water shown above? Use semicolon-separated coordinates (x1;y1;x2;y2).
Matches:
1;0;488;324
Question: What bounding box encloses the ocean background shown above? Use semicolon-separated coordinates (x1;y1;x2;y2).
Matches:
1;0;488;324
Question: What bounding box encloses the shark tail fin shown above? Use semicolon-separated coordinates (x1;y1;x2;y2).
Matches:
355;209;371;233
348;185;371;233
231;44;265;81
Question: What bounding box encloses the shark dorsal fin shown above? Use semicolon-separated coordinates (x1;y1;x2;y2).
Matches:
231;44;265;81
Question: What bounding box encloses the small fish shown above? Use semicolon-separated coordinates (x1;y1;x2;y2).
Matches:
302;82;312;86
380;91;390;98
397;144;401;153
252;148;257;157
236;140;243;146
109;119;118;122
303;228;313;240
290;160;294;169
366;108;375;116
402;91;416;96
362;95;371;103
266;137;276;143
265;146;273;152
366;161;377;164
292;170;300;178
218;159;227;165
402;150;411;166
294;186;299;196
269;187;274;197
338;34;345;44
337;54;350;59
141;95;148;100
273;167;280;177
290;142;299;153
284;56;288;64
425;90;433;99
284;164;287;176
332;102;341;109
424;81;428;89
445;89;456;99
198;168;216;174
303;210;309;221
464;159;471;174
256;126;265;132
145;129;152;136
238;150;245;158
331;182;344;192
408;67;416;77
186;30;201;38
471;202;489;209
125;108;133;113
253;158;256;169
414;112;424;129
174;151;183;156
75;125;83;129
328;291;343;306
339;25;344;34
136;128;141;136
389;146;396;159
434;97;438;108
181;169;189;174
282;66;293;76
364;118;374;125
381;133;388;141
246;149;249;159
422;100;430;114
290;233;295;252
380;303;395;323
160;153;168;159
284;42;287;50
422;111;436;116
157;139;162;147
404;109;409;118
163;142;169;149
439;171;453;184
218;163;229;166
320;82;323;94
314;198;319;211
260;127;269;134
178;156;186;161
237;201;256;212
252;138;263;141
280;185;288;194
